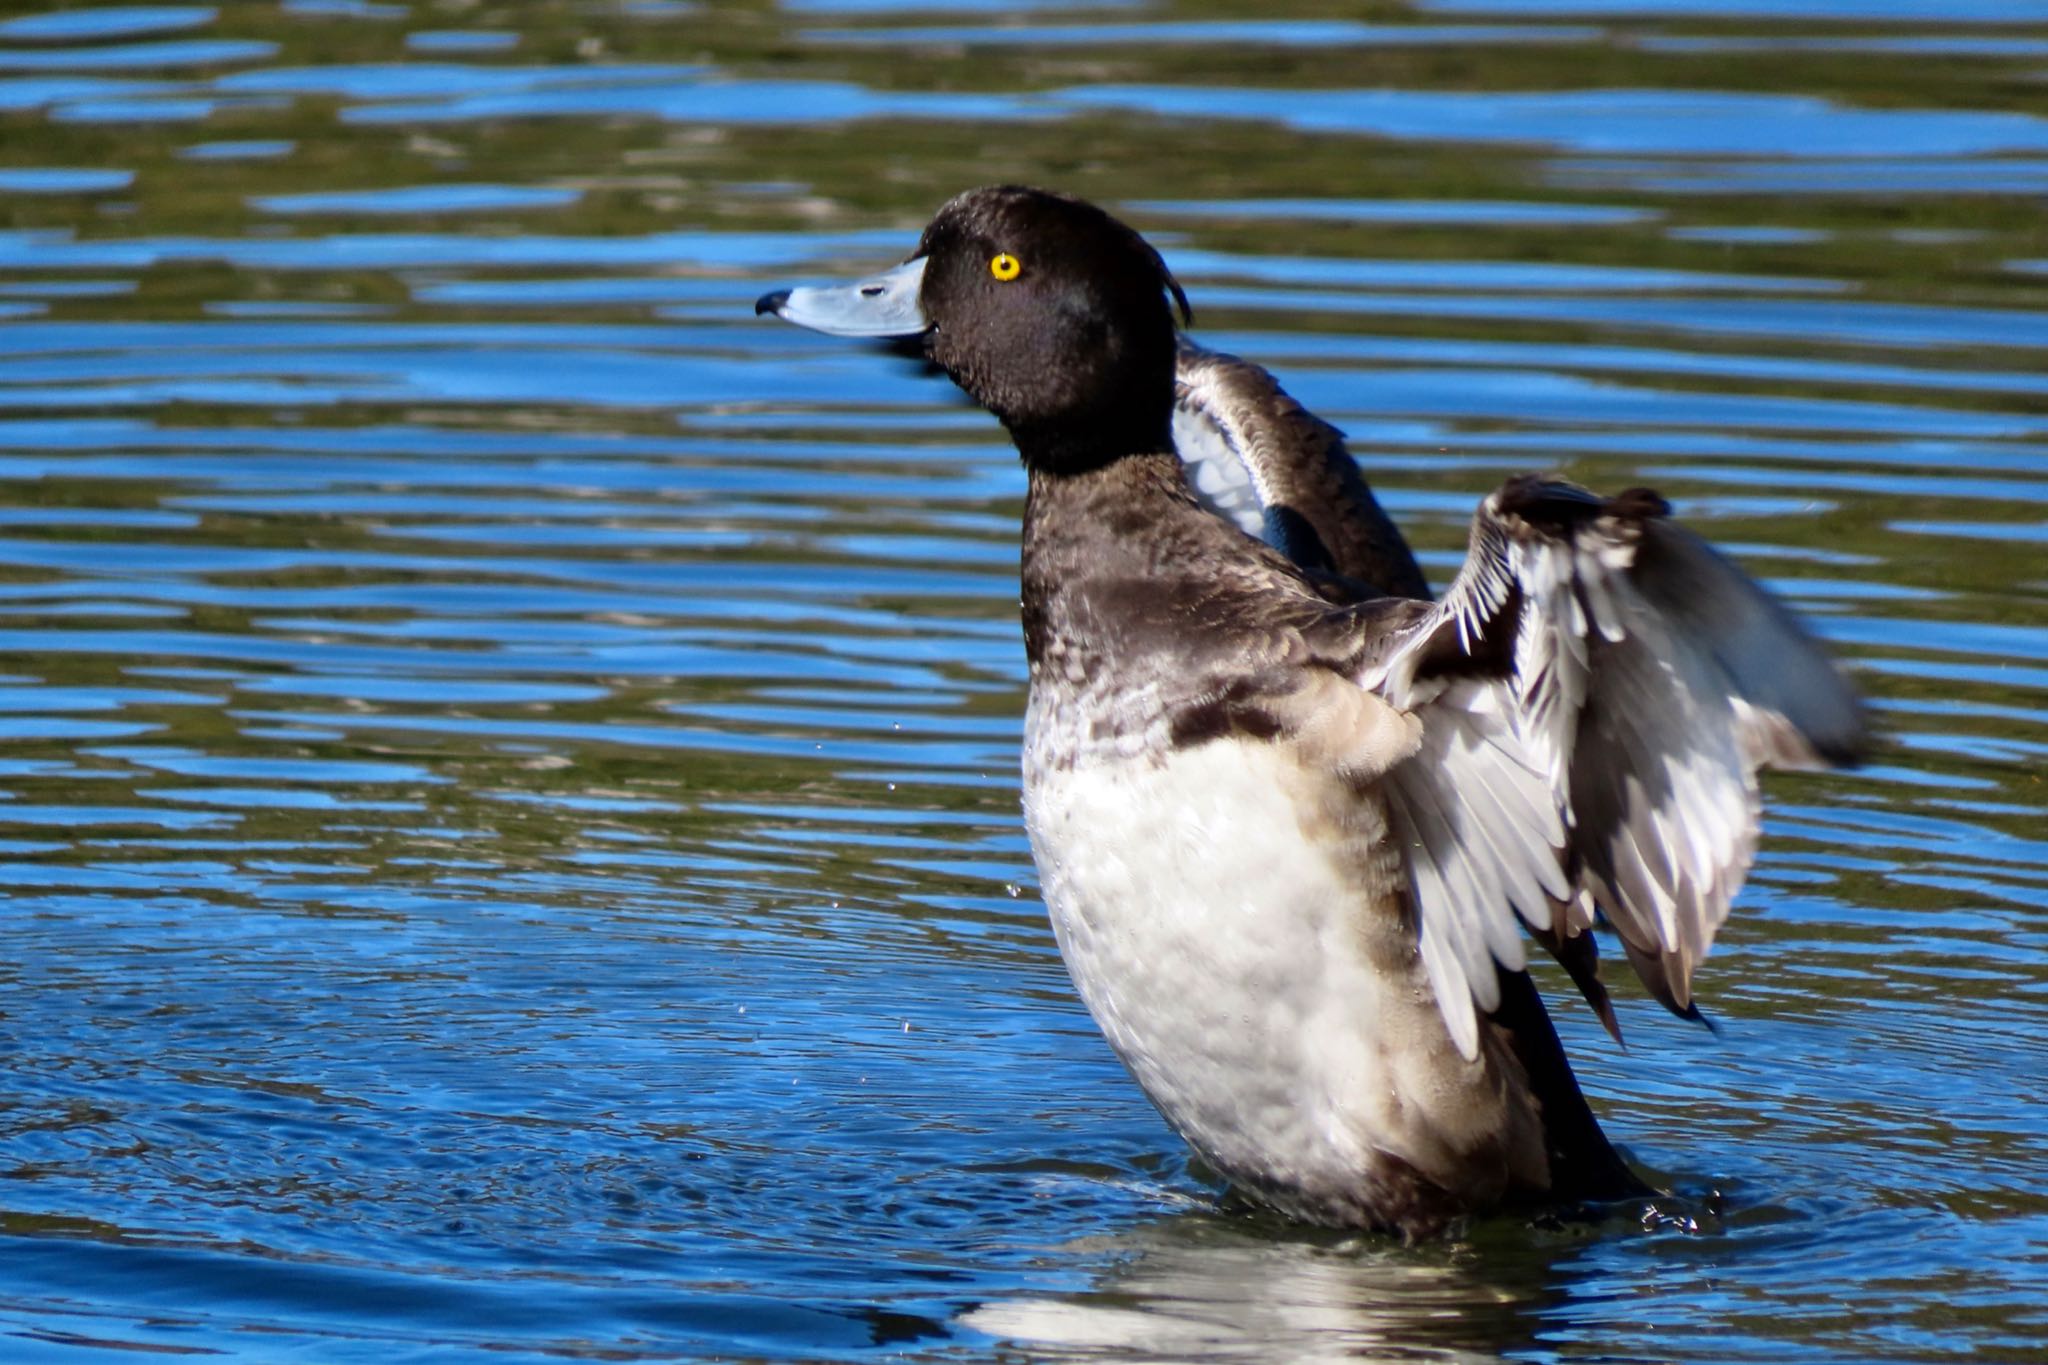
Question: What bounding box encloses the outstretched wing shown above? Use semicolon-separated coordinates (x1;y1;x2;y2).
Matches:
1360;476;1868;1059
1172;341;1432;601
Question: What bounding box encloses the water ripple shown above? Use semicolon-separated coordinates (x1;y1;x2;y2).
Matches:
0;2;2041;1361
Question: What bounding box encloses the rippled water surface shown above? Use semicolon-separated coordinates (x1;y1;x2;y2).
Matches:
2;2;2045;1361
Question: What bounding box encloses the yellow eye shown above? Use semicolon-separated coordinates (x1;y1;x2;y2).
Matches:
989;252;1021;281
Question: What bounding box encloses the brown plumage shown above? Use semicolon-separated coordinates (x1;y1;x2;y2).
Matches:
758;185;1868;1236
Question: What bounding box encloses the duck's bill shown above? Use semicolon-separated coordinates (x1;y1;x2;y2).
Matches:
753;257;929;338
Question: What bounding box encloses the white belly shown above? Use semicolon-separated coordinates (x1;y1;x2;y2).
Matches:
1022;730;1540;1222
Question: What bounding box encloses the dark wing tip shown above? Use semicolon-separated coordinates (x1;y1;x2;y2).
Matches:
754;289;790;317
1811;697;1876;768
1619;938;1717;1031
1633;519;1872;771
1533;924;1626;1049
1494;476;1669;536
1609;486;1673;521
1495;474;1600;523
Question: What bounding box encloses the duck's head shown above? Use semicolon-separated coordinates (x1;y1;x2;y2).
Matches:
757;185;1190;472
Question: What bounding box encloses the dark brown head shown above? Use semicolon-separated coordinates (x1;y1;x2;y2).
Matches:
758;185;1190;473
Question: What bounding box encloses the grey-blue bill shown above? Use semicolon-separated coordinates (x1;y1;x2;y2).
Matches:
754;255;929;337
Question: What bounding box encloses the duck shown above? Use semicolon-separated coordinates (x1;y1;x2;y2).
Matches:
755;185;1868;1237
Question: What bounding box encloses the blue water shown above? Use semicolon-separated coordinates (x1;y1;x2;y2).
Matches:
1;2;2044;1361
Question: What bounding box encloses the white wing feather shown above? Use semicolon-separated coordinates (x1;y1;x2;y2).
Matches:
1362;478;1864;1057
1165;341;1863;1055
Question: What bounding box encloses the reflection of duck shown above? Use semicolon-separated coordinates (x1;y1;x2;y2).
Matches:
757;186;1867;1237
961;1209;1568;1362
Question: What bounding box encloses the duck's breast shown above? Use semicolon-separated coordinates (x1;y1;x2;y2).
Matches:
1020;692;1548;1227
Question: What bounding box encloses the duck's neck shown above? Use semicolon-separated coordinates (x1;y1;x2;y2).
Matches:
1003;401;1175;479
1019;449;1168;669
1020;447;1281;678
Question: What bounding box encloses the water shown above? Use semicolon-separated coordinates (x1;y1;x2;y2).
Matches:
0;2;2043;1360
